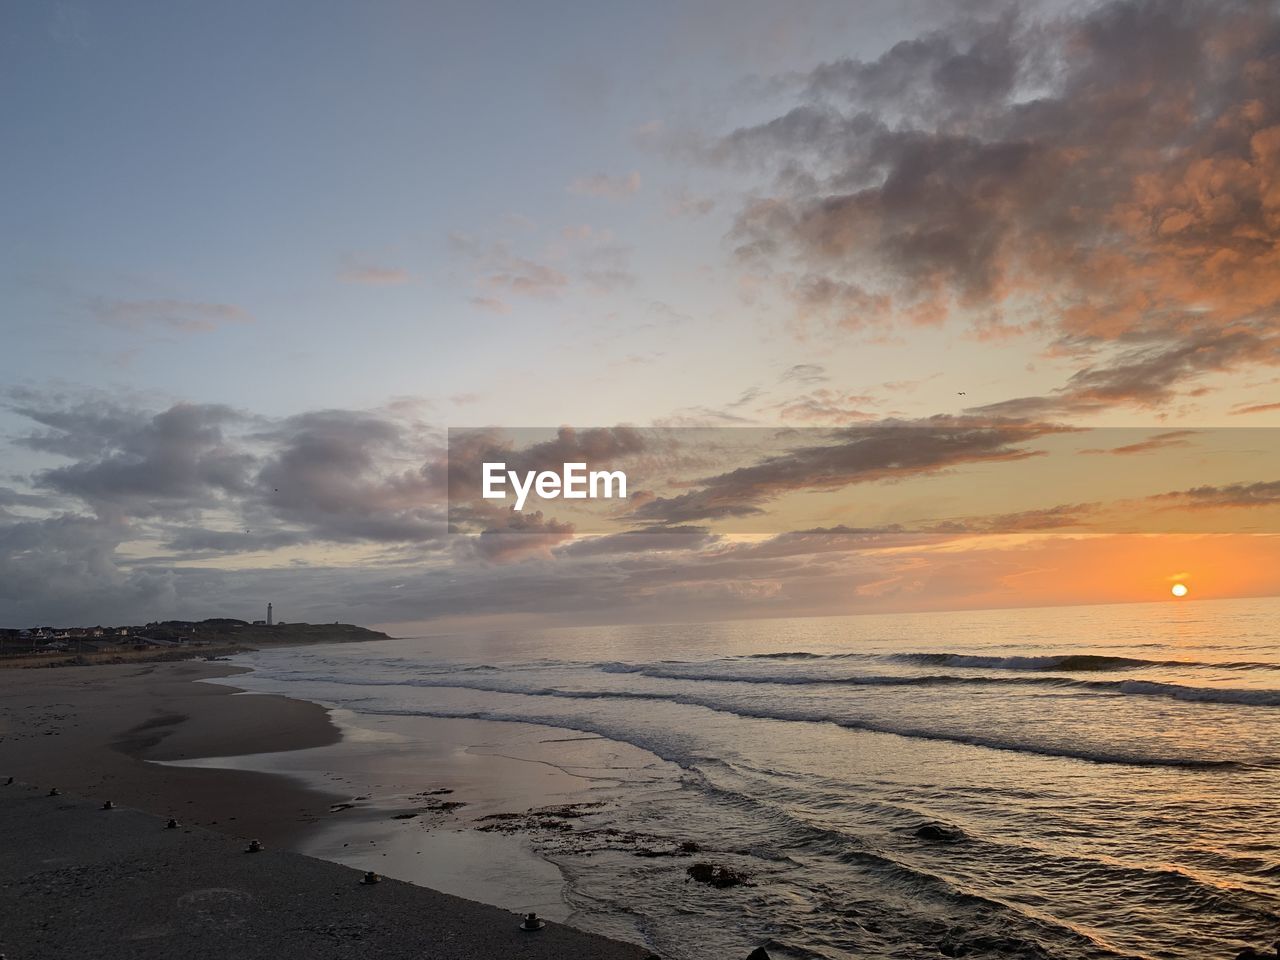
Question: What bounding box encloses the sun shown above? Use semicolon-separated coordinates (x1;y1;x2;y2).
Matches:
1170;583;1189;598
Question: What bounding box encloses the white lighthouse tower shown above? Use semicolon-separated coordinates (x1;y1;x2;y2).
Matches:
267;602;273;626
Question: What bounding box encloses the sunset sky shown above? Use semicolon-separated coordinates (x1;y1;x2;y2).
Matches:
3;0;1279;629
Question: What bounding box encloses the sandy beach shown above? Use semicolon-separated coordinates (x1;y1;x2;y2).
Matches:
0;783;656;960
0;658;661;959
0;660;345;846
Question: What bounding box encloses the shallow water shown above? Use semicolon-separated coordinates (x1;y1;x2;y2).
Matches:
219;597;1280;959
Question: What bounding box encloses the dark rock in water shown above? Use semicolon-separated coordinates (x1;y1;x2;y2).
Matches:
745;949;771;960
938;940;969;957
678;840;700;854
915;822;964;843
685;862;750;888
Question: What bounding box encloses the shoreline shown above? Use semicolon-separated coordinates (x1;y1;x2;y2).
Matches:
0;659;348;846
0;782;656;960
0;654;671;956
175;674;684;932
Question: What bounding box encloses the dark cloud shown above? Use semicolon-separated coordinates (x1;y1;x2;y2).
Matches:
1152;480;1280;509
255;410;445;544
0;513;176;625
7;399;448;548
554;526;718;558
630;417;1063;524
1080;430;1198;456
0;486;52;511
719;0;1280;409
161;527;312;555
19;402;254;518
923;503;1100;533
470;510;576;562
976;330;1280;417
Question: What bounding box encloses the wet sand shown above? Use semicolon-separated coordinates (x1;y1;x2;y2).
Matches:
0;660;342;845
165;703;681;924
0;660;658;959
0;783;656;960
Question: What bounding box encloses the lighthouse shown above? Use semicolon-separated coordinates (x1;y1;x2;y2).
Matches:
267;602;273;626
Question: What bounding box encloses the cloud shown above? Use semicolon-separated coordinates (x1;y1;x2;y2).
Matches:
339;260;412;285
776;388;878;424
470;510;576;562
714;0;1280;410
923;503;1100;534
255;410;445;544
162;527;311;555
469;296;511;313
7;398;449;549
483;255;569;298
90;298;252;334
579;241;636;293
554;526;718;558
1152;480;1280;509
0;513;177;626
780;363;828;385
974;324;1280;419
3;394;1278;627
1231;401;1280;416
666;188;716;218
568;171;642;199
18;401;254;518
630;417;1063;524
1081;430;1198;456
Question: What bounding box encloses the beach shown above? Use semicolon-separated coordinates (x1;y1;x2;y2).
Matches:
0;784;655;960
0;659;659;959
196;602;1280;960
5;600;1280;960
0;660;344;846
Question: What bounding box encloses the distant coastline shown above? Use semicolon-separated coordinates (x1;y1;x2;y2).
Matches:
0;618;390;669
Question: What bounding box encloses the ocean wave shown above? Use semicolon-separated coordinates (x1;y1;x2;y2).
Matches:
263;670;1253;769
890;652;1280;672
1115;681;1280;706
720;650;1280;672
590;662;1280;706
601;664;1102;688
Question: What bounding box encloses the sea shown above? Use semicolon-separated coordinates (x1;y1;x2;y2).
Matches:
211;597;1280;960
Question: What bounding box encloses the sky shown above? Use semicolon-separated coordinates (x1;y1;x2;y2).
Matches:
2;0;1280;630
